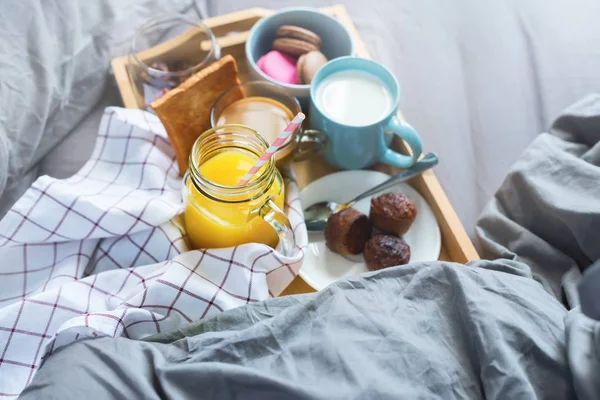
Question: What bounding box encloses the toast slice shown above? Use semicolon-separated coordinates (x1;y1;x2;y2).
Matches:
150;55;241;174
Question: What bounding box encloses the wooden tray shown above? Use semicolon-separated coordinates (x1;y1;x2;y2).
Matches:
111;5;479;295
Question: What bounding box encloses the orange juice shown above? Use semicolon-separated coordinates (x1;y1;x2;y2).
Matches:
183;149;285;250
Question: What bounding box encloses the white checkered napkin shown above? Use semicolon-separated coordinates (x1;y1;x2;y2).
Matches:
0;107;307;398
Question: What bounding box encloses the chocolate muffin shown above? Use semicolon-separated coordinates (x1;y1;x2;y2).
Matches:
325;208;371;255
369;193;417;236
363;235;411;271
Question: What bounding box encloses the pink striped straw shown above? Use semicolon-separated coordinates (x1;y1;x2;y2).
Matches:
237;112;305;186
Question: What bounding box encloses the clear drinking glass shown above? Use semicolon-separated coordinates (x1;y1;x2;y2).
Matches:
210;81;327;168
128;15;221;109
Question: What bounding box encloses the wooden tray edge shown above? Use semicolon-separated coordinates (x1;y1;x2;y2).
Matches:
111;4;479;269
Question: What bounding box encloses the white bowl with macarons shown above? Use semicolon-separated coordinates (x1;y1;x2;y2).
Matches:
245;8;355;106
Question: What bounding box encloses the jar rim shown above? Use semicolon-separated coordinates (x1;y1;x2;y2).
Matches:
130;14;218;77
209;81;302;152
188;124;276;202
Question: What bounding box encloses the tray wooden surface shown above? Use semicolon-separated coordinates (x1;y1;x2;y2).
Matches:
111;5;479;296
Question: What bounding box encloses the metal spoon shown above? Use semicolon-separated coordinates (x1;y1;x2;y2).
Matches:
303;152;439;231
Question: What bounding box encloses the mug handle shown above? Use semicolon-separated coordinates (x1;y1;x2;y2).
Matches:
259;198;296;257
381;116;423;168
293;129;328;162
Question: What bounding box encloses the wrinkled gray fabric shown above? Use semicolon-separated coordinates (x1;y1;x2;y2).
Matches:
5;2;600;398
579;260;600;320
19;94;600;400
0;0;196;216
19;261;570;400
476;94;600;302
476;95;600;400
565;308;600;400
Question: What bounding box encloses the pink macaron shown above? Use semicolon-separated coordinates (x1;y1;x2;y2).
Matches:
256;50;298;85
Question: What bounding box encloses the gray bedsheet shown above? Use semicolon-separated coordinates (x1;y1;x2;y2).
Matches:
18;96;600;399
0;0;196;216
477;95;600;302
19;262;569;400
476;95;600;400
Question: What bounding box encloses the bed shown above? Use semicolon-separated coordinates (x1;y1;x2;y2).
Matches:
1;1;600;398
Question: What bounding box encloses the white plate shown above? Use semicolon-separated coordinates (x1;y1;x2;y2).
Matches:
299;170;441;291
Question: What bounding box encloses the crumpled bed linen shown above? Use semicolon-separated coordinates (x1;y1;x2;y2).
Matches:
476;94;600;400
16;95;600;399
18;261;571;400
0;0;195;216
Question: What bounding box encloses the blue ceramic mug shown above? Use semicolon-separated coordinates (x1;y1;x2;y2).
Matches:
309;57;422;170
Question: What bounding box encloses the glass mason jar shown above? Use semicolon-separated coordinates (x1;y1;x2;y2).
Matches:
128;15;221;109
182;125;295;256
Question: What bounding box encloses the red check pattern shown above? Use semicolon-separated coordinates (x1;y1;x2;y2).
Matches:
0;108;307;397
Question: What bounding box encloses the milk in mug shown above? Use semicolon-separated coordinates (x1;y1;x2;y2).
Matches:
309;57;423;169
315;70;393;126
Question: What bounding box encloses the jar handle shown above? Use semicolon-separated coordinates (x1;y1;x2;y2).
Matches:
293;129;328;161
259;199;296;257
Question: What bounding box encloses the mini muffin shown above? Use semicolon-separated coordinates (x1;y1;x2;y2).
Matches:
325;208;371;255
363;235;411;271
369;193;417;236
